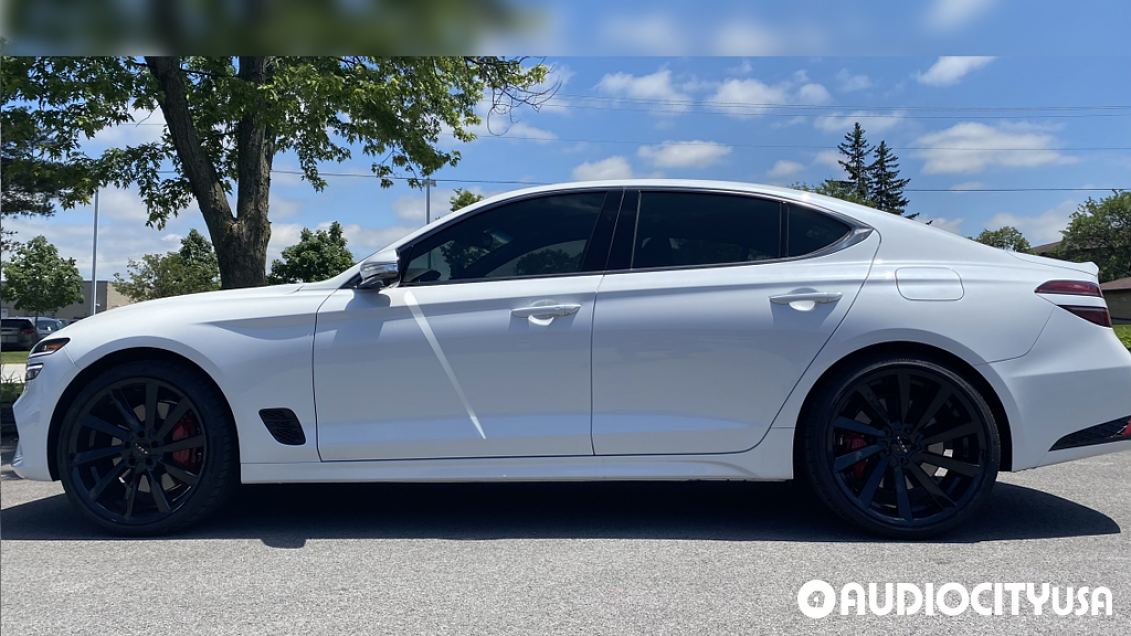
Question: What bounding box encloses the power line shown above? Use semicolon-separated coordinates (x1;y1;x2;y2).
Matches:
551;93;1131;112
442;132;1131;152
538;102;1131;118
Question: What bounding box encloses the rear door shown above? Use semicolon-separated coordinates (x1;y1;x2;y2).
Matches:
591;190;878;455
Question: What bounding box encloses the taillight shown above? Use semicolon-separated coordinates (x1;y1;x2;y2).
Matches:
20;328;34;334
1036;280;1112;328
1035;280;1104;297
1059;305;1113;328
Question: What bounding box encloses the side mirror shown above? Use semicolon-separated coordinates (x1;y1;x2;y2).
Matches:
358;249;400;290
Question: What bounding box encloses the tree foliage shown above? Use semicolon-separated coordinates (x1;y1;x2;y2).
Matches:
972;226;1032;253
450;188;485;211
791;180;877;208
113;229;221;301
268;222;356;284
1061;191;1131;283
2;56;550;288
837;123;872;201
0;235;85;317
868;141;912;216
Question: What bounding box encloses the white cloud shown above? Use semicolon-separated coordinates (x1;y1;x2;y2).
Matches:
269;192;306;220
814;111;906;134
712;21;786;56
915;122;1076;174
390;186;491;222
949;181;985;191
471;119;558;141
916;216;966;235
572;156;635;181
595;68;690;111
637;141;732;169
598;14;690;55
927;0;996;31
836;69;873;92
707;78;791;117
916;56;995;87
766;160;806;179
797;83;833;104
983;199;1077;244
813;150;844;170
90;108;166;147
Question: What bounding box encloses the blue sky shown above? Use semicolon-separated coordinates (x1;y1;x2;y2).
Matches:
6;55;1130;279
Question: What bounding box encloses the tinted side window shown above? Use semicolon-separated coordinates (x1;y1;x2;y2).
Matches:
632;192;781;269
786;205;852;257
404;192;606;284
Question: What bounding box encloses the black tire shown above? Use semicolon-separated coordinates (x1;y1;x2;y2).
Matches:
57;359;238;536
798;355;1000;539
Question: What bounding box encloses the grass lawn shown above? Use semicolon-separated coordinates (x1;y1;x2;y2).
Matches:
1115;324;1131;351
1;350;30;365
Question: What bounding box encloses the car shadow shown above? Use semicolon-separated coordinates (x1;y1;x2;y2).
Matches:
0;479;1120;547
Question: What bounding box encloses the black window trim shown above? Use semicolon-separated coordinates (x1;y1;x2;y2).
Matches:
390;187;621;288
603;186;873;275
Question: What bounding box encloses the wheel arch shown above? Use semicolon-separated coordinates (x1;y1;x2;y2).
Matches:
47;347;239;480
794;341;1013;471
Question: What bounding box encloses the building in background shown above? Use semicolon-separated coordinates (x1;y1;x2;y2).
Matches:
0;280;134;321
1101;277;1131;325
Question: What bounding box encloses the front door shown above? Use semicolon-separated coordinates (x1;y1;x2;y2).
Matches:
314;190;616;461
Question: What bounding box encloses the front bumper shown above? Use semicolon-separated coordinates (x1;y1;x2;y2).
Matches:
11;350;79;481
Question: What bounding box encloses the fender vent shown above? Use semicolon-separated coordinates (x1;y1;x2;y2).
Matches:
259;408;307;446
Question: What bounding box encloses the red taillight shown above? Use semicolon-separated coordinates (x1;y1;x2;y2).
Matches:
20;328;34;334
1035;280;1104;297
1059;305;1113;328
1123;418;1131;438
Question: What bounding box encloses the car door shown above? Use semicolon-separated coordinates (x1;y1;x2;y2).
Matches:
314;189;619;461
591;190;878;456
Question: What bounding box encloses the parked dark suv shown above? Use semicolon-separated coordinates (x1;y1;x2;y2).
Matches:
1;318;41;350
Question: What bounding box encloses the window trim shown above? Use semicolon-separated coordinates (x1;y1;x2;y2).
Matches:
395;188;618;288
603;186;872;275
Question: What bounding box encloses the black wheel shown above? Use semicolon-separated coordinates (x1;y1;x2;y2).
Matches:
57;360;238;535
799;356;1000;539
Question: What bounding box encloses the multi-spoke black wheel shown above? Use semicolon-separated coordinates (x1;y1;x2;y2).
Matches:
800;356;999;539
58;360;237;535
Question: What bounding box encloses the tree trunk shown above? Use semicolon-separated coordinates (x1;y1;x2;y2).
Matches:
145;56;273;289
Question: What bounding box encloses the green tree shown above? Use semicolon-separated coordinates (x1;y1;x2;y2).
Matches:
0;235;84;320
867;141;912;216
268;221;356;284
837;122;872;202
1061;191;1131;283
450;188;485;211
113;229;221;301
3;56;549;288
972;226;1032;253
791;180;877;208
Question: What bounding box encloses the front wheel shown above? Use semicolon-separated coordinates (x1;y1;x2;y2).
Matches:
57;360;238;535
799;356;1000;539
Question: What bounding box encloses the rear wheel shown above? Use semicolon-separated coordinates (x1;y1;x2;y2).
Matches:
800;356;999;539
57;360;238;535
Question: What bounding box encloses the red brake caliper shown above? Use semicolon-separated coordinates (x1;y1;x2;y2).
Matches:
170;411;201;470
844;433;868;480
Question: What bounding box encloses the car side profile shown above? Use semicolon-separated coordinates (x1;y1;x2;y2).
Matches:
12;180;1131;538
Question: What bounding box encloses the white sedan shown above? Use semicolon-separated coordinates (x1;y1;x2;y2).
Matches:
12;181;1131;538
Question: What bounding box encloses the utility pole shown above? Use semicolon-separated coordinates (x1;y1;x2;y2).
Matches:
90;189;99;317
423;178;437;225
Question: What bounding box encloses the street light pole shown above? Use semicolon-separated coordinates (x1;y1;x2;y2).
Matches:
90;189;99;317
423;178;437;225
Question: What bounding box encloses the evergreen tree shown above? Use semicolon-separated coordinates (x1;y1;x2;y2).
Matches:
837;123;872;202
867;141;912;216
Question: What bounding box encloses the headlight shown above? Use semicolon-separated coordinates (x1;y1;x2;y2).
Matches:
30;338;69;356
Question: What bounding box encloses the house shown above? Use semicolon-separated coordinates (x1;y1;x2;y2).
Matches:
1102;277;1131;325
0;280;134;321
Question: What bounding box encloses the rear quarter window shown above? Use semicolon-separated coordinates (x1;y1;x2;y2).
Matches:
786;204;852;257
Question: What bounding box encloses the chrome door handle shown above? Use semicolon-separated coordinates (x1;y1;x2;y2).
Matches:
770;292;843;305
512;304;582;319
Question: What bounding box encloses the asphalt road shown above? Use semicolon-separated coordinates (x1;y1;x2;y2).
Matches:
2;438;1129;636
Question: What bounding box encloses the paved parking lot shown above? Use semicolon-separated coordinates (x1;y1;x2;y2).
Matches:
2;438;1128;636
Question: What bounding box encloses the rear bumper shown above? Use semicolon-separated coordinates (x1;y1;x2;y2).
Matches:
987;308;1131;470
